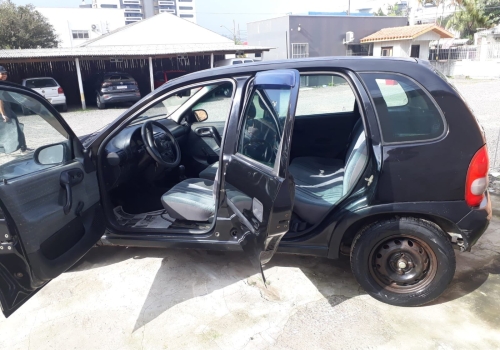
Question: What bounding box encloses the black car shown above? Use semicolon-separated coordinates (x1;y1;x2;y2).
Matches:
0;57;491;317
84;71;141;109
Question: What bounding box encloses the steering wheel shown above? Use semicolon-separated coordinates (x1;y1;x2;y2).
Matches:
141;120;181;168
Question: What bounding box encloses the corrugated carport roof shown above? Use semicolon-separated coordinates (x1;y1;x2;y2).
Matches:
0;43;272;62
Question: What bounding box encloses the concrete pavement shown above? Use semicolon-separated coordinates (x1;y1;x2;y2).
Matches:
0;217;499;349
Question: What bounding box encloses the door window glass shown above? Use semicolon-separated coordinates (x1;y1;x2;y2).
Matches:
190;82;234;122
295;74;356;116
238;85;291;168
361;73;445;143
0;89;69;180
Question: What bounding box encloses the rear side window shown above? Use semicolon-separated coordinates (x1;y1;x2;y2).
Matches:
361;73;445;143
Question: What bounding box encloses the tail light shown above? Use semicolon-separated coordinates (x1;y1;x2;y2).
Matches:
57;87;64;94
465;145;489;207
102;82;111;88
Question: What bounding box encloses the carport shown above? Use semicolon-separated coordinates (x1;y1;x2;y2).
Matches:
0;13;271;109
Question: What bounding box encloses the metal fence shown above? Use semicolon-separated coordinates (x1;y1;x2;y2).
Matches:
429;43;500;61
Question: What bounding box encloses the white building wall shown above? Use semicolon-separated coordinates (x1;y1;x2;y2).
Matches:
372;32;440;59
37;8;126;47
373;40;411;57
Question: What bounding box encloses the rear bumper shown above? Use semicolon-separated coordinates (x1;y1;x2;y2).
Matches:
456;192;492;251
48;95;66;106
101;92;141;104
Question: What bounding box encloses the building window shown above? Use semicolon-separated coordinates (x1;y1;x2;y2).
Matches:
180;14;194;18
292;43;309;59
178;0;193;2
179;6;193;10
72;30;89;39
381;47;393;56
410;45;420;58
100;4;118;8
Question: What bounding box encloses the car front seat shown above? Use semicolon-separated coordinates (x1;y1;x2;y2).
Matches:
161;176;252;222
161;178;216;221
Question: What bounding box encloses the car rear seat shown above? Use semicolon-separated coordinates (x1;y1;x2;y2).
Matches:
199;119;367;225
289;119;367;224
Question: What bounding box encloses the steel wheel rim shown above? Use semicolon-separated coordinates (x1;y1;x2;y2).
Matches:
368;235;437;294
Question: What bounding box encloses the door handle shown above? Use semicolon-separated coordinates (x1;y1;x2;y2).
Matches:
60;169;84;215
195;126;222;147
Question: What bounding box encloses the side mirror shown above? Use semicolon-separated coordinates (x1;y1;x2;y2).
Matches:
193;109;208;122
34;143;65;165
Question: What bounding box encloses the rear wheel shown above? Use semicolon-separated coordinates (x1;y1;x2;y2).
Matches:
60;103;68;112
96;95;106;109
350;217;455;307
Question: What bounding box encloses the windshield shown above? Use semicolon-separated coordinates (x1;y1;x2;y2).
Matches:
130;86;207;125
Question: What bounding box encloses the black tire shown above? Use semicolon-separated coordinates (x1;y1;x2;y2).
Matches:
350;217;455;307
60;103;68;112
96;95;106;109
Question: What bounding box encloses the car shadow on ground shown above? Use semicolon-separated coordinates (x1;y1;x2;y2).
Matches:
71;246;363;331
70;238;500;332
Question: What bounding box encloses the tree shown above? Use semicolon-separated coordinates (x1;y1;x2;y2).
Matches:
0;0;59;49
446;0;500;40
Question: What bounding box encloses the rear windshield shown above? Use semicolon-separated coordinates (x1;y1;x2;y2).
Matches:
232;60;243;65
25;78;58;88
104;74;133;81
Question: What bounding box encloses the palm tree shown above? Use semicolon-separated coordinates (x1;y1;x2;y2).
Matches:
446;0;496;39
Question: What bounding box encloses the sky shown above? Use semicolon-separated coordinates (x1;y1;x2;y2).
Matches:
11;0;385;39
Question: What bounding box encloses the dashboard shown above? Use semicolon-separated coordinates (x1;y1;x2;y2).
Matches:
103;118;189;189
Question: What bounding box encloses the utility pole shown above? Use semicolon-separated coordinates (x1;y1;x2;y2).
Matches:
233;19;237;44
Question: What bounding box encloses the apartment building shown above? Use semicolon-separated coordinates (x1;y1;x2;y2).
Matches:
80;0;196;24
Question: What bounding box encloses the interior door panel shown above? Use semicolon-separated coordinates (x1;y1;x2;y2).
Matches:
0;162;102;285
186;121;226;174
290;112;358;160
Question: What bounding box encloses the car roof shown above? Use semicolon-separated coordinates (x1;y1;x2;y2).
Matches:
159;56;420;92
23;77;57;81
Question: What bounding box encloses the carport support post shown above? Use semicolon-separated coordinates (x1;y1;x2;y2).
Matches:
210;53;214;68
75;58;86;110
149;57;154;92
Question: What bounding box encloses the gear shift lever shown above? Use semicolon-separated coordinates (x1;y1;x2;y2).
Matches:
178;165;186;181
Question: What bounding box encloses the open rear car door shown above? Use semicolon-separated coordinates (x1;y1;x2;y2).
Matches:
0;84;105;317
222;69;300;271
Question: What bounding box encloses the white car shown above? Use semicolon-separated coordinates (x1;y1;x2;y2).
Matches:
22;77;67;113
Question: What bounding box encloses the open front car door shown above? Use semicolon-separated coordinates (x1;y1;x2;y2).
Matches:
0;83;105;317
222;69;300;271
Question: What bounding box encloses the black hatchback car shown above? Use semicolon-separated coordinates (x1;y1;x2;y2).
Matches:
0;57;491;317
